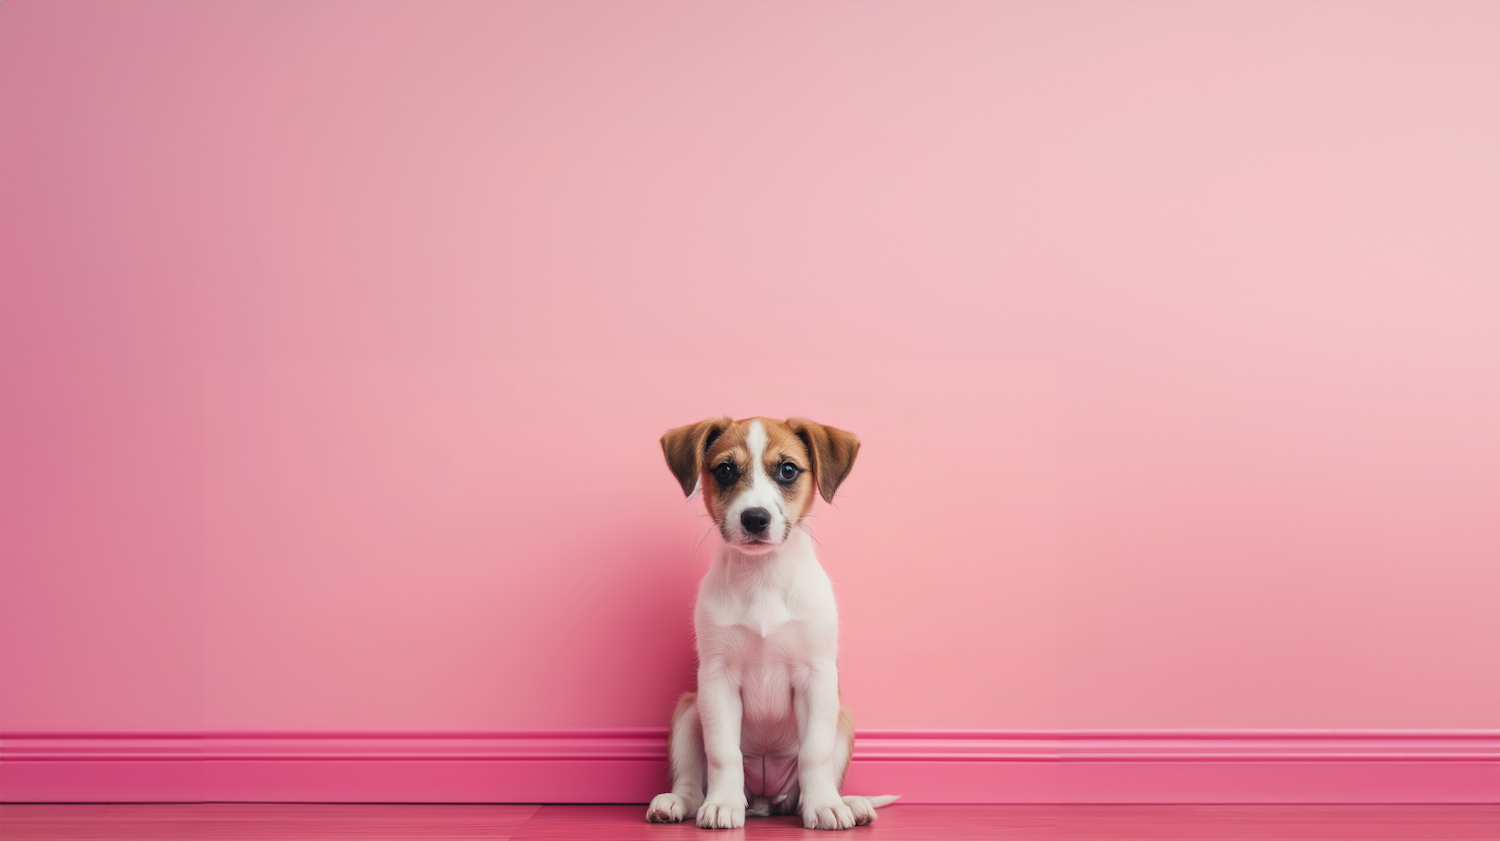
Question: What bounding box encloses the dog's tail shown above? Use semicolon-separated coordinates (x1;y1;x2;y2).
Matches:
866;795;901;808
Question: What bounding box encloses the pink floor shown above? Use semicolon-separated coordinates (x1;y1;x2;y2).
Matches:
1;804;1498;840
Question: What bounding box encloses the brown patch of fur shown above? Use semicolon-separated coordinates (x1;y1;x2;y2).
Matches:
672;690;698;722
660;417;731;496
836;706;856;789
699;420;754;526
757;419;818;524
666;691;697;771
787;419;861;502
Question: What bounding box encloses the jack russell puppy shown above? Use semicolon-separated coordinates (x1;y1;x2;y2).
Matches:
647;416;898;830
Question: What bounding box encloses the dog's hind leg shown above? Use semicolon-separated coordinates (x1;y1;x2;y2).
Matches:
835;706;856;791
835;706;901;825
646;693;706;823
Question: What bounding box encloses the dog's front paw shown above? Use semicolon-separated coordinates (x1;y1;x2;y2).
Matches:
696;798;746;829
802;798;856;830
646;793;694;823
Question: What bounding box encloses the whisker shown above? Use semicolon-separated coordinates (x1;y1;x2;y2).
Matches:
688;520;713;551
693;522;718;555
798;520;824;550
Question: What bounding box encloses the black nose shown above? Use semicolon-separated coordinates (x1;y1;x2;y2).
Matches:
740;507;772;535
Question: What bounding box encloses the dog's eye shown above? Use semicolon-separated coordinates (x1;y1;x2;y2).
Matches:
714;463;737;483
777;462;800;483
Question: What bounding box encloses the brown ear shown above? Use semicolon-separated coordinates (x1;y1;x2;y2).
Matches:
788;418;860;502
660;417;732;497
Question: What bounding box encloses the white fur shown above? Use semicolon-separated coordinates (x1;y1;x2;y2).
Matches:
696;527;845;829
648;428;897;830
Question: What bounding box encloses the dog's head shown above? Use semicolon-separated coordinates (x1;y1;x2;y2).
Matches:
661;417;860;554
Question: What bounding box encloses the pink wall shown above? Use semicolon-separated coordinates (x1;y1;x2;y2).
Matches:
2;1;1497;735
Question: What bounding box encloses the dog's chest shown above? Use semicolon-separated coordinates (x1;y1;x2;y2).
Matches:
701;582;806;659
727;588;795;640
701;590;805;723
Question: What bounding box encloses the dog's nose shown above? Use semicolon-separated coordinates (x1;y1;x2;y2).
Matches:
741;507;772;535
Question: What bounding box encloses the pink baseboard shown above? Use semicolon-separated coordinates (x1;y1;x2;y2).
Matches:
2;731;1496;804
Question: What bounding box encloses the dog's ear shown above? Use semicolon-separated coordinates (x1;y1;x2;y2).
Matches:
660;417;732;497
788;418;860;502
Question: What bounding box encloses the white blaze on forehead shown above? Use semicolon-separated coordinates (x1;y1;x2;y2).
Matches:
746;419;768;464
744;420;782;514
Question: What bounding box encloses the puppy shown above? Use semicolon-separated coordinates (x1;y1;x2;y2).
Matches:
646;417;898;830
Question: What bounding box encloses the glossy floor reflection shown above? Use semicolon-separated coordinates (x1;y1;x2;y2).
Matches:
1;803;1497;840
